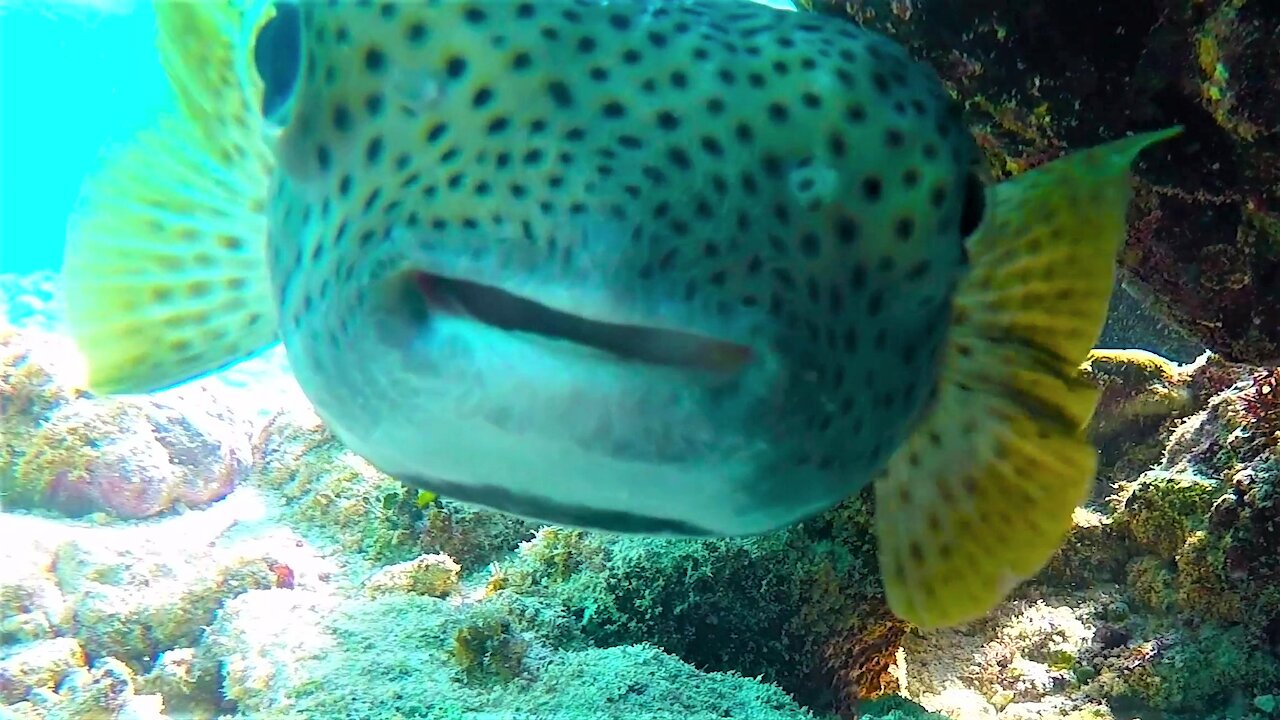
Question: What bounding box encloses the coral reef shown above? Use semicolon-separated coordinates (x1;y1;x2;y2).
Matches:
803;0;1279;366
211;339;1280;720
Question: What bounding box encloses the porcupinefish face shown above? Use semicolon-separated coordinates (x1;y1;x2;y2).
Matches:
264;0;983;536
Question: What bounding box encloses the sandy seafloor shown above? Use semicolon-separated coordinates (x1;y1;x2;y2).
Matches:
2;269;1280;720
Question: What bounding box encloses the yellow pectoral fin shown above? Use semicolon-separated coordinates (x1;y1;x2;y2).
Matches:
62;1;279;395
875;128;1180;629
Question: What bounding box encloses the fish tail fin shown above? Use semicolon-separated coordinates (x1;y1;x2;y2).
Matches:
63;1;280;395
875;128;1182;629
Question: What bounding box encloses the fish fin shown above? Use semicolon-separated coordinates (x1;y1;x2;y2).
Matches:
875;128;1181;629
62;1;278;395
155;0;277;155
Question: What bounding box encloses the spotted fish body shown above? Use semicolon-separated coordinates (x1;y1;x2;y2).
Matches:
63;0;1177;627
269;0;974;537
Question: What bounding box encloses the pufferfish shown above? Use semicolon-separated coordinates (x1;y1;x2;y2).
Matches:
62;0;1177;629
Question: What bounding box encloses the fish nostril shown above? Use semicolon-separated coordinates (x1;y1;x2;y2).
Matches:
367;271;435;351
254;1;301;124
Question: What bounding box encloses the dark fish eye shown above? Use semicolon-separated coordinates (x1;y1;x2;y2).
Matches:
959;171;986;238
254;1;301;124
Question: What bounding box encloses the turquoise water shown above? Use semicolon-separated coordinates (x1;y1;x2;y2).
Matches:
0;1;173;274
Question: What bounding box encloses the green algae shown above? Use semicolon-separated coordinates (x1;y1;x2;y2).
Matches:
272;594;827;720
248;408;421;566
498;497;891;707
1116;471;1221;562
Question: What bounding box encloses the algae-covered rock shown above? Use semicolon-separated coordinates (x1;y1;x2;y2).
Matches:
0;328;249;520
196;589;340;715
0;529;69;648
1025;355;1280;716
1081;350;1196;494
45;656;168;720
1082;350;1194;439
0;638;85;704
1115;471;1220;562
200;589;823;720
136;647;211;719
419;498;540;574
55;534;278;665
0;490;341;718
362;553;461;599
1039;508;1128;589
499;498;895;711
855;695;951;719
248;405;420;564
895;598;1097;718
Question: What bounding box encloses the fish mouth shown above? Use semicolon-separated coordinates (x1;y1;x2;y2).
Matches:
405;271;754;374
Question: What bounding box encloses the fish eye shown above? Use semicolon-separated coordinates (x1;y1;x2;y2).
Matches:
254;1;301;125
959;171;986;238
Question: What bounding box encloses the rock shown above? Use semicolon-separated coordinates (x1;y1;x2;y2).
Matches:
926;687;998;720
0;638;85;703
419;498;541;574
1;328;250;519
363;554;461;599
59;539;279;664
137;647;215;718
31;398;246;519
247;405;421;564
1080;349;1196;494
0;614;51;646
46;656;168;720
196;589;339;716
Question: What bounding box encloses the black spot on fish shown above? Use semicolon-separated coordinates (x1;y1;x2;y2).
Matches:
363;46;385;73
601;101;626;119
405;21;426;44
894;217;915;242
445;55;468;78
331;104;352;132
862;177;882;202
548;81;573;108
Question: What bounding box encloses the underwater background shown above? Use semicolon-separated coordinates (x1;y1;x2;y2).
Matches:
1;1;1278;719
